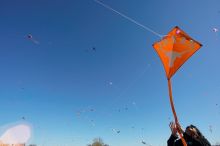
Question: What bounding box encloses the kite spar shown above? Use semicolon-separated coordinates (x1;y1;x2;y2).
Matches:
153;26;202;146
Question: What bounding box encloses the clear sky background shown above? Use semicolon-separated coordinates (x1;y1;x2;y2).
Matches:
0;0;220;146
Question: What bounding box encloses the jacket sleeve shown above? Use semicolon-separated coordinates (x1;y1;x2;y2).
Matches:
199;136;211;146
167;134;178;146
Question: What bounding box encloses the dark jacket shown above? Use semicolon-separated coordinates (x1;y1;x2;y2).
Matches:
167;133;211;146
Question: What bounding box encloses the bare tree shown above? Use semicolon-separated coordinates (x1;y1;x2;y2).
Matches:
87;138;109;146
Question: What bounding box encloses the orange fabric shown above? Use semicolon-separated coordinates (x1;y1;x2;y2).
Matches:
153;26;202;79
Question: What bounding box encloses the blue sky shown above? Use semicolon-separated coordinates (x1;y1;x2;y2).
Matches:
0;0;220;146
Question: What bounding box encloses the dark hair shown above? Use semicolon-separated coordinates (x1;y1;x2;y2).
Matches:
185;125;211;146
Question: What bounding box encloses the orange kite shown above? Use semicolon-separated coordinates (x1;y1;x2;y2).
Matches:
153;26;202;146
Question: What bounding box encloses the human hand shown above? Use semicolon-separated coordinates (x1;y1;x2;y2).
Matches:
175;122;184;134
169;122;177;136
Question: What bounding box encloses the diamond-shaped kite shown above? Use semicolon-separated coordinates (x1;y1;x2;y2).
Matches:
153;26;202;79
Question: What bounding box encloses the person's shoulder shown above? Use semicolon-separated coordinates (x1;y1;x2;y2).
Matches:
175;139;184;146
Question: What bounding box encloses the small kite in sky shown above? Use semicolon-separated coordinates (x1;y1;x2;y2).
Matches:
153;26;202;146
141;140;146;145
92;47;96;51
85;47;96;53
213;28;219;33
141;140;151;146
112;129;120;134
26;34;39;44
209;125;213;133
131;101;138;110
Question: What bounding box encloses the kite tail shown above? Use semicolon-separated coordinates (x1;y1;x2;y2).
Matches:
168;79;187;146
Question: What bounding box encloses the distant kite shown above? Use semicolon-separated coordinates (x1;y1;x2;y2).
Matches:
209;125;213;133
153;26;202;146
213;28;219;33
92;47;96;51
112;129;120;134
109;82;113;85
85;47;96;53
141;140;151;146
141;140;146;145
26;34;39;44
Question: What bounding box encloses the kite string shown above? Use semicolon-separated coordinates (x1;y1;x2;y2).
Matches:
93;0;164;38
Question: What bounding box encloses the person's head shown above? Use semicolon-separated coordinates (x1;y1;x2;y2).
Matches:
185;125;200;139
184;125;211;146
